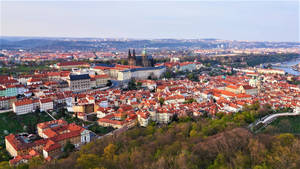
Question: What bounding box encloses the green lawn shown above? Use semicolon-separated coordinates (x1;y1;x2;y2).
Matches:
0;64;50;75
0;110;95;162
263;116;300;134
88;124;114;135
0;110;93;140
0;112;53;162
0;112;53;139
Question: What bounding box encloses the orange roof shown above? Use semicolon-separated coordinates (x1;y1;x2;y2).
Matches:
37;119;68;129
28;78;41;83
14;99;33;106
57;61;89;67
44;140;61;152
40;98;52;103
93;74;109;79
43;128;58;138
226;85;239;89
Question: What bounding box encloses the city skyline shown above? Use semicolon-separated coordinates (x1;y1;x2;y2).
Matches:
1;1;299;42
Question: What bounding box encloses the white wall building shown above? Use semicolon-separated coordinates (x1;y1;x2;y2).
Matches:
39;98;54;112
117;66;166;81
13;100;34;115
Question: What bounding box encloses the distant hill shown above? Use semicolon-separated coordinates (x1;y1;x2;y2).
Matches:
0;36;299;51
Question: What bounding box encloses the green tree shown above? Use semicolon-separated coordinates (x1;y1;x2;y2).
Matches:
276;133;295;146
189;129;198;137
76;154;101;169
63;141;75;154
102;144;117;161
28;156;43;169
128;79;137;90
208;154;228;169
0;161;11;169
159;98;165;106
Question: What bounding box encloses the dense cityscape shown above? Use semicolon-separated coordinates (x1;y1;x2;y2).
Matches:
1;1;299;169
0;38;299;168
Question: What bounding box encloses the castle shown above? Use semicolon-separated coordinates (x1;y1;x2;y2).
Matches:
128;48;154;67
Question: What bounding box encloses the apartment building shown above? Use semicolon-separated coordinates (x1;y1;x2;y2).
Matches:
39;98;53;112
13;99;34;115
0;85;18;97
0;97;10;109
67;74;91;92
55;61;90;70
93;74;109;87
6;119;91;165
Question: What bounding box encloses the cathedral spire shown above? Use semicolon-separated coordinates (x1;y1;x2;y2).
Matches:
128;49;131;58
133;49;136;57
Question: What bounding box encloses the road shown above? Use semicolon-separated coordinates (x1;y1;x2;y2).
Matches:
45;111;56;120
249;108;300;132
110;80;121;89
0;109;13;114
261;112;299;124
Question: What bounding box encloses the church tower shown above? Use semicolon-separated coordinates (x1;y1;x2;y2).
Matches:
141;48;149;67
128;49;136;66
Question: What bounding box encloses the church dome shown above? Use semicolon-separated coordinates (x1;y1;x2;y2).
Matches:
142;48;147;56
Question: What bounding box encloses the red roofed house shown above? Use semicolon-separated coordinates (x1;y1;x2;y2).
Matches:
178;62;196;72
9;149;40;166
164;95;185;104
239;85;258;95
0;96;10;109
27;78;42;86
97;113;137;129
56;61;90;70
6;119;91;165
39;98;54;112
5;133;47;158
156;109;173;124
137;110;150;127
225;85;240;94
12;99;38;115
91;74;109;87
38;119;90;159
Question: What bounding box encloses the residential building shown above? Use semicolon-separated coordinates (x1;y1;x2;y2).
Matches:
93;74;109;87
13;99;35;115
6;119;91;164
0;97;10;109
39;98;53;112
67;74;91;92
117;66;166;81
55;61;90;70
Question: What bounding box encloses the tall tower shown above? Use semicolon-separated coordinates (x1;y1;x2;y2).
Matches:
142;48;149;67
133;49;136;57
128;49;131;58
128;49;136;66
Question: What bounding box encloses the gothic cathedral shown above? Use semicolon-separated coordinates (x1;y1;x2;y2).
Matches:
128;48;154;67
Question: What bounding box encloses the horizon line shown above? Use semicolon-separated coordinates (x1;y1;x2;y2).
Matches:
1;35;299;43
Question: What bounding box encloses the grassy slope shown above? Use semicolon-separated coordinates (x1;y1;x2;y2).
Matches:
264;116;300;134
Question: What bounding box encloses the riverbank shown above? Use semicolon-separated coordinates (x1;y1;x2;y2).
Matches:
271;57;300;76
291;64;300;72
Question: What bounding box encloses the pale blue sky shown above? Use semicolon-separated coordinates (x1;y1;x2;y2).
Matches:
1;1;299;41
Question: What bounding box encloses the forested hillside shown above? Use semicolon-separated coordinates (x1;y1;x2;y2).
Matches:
1;104;299;169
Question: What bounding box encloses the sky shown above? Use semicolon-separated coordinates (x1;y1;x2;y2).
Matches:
1;1;299;42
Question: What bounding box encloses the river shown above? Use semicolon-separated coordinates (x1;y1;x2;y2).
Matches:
272;57;300;76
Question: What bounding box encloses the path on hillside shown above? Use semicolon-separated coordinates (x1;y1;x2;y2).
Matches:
45;111;56;120
249;109;300;133
0;109;13;114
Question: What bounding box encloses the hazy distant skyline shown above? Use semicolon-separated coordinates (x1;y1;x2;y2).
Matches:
1;1;299;42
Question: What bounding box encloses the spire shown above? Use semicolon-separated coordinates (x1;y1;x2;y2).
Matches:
133;49;136;57
128;49;131;58
142;47;146;56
